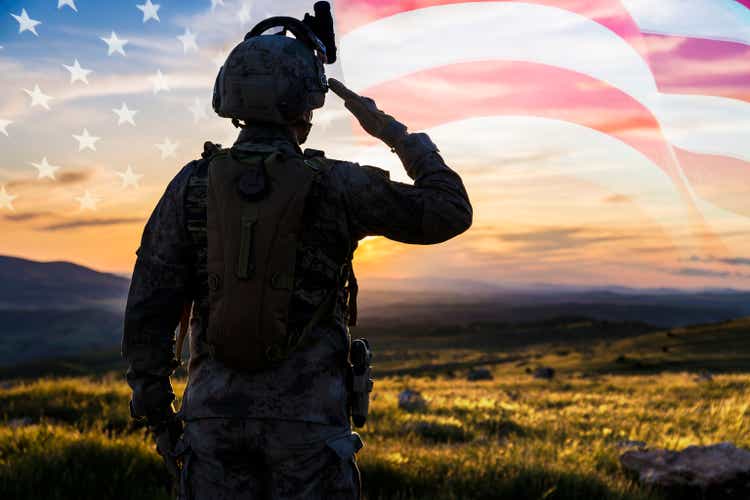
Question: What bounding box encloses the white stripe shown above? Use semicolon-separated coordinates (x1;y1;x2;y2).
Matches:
340;2;750;172
340;2;658;102
620;0;750;45
342;116;696;252
654;94;750;162
695;198;750;257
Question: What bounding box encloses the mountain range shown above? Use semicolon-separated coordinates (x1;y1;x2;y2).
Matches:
1;254;749;368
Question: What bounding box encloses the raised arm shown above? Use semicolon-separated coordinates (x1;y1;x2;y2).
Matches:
328;78;472;244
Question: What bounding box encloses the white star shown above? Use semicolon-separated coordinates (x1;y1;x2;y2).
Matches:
117;165;143;189
30;157;61;180
72;128;100;152
101;31;128;56
211;0;225;11
188;98;208;123
22;84;53;110
0;119;11;137
58;0;78;12
150;69;170;94
136;0;160;23
63;59;92;85
113;102;138;126
75;190;100;211
156;138;178;159
177;28;198;53
0;185;17;211
10;9;41;37
238;3;251;24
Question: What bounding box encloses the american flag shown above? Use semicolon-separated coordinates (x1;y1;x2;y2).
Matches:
1;0;748;287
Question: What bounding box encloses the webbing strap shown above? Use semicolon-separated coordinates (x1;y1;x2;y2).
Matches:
237;204;258;279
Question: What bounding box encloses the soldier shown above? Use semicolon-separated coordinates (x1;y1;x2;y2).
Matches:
122;11;472;500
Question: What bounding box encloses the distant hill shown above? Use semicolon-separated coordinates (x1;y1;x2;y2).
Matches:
581;316;750;374
0;309;124;367
0;255;129;368
0;255;129;311
1;253;750;371
359;289;750;328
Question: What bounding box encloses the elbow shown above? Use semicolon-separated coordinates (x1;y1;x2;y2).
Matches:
449;203;474;239
422;202;473;244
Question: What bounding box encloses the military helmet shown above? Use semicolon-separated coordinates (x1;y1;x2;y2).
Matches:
212;16;329;126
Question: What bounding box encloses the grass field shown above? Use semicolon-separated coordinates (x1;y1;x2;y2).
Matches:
1;318;749;499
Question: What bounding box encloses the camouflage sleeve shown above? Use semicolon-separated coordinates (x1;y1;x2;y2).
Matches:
122;163;195;422
338;132;473;244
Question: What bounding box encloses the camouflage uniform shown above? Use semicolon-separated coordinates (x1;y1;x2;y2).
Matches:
123;119;472;498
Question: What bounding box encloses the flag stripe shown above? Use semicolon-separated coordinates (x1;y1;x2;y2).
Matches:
653;93;750;163
351;115;693;241
620;0;750;45
338;1;750;217
339;2;657;102
359;60;677;180
334;0;644;43
675;147;750;218
642;34;750;103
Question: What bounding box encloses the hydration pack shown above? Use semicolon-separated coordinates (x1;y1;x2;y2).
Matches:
206;145;325;371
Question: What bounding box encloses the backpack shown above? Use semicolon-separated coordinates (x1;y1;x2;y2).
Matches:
205;144;329;371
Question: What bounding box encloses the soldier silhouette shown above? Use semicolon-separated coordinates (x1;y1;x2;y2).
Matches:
122;3;472;499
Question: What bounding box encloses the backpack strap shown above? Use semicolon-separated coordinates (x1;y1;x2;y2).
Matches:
303;150;359;327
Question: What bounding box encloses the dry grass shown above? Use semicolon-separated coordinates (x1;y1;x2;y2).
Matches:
0;371;747;499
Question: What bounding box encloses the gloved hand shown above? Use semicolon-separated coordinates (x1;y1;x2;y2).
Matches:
151;413;183;482
328;78;408;149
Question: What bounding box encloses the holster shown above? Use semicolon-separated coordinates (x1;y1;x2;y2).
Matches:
348;338;373;427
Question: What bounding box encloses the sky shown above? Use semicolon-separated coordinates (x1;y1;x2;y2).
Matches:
0;0;749;291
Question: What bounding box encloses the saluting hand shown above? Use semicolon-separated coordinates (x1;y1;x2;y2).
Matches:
328;78;408;149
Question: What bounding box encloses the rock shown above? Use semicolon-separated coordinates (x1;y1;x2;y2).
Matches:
467;366;493;381
533;367;555;379
398;389;427;412
620;442;750;497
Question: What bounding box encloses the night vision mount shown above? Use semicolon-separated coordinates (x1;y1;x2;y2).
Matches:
245;1;338;64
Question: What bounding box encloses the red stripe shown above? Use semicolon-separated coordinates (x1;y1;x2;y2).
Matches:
643;33;750;103
335;1;749;105
674;147;750;217
736;0;750;10
334;0;644;47
359;60;679;181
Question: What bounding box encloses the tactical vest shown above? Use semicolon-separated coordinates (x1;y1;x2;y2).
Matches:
205;144;333;371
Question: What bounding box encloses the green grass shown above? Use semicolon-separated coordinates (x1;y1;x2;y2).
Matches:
2;371;749;499
1;318;749;499
0;425;170;500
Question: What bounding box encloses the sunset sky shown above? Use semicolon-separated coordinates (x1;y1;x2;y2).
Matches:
1;0;749;290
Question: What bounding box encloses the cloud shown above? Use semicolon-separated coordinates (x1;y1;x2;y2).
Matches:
724;258;750;267
58;170;92;185
38;217;145;232
4;211;53;222
6;169;92;189
689;255;750;267
604;194;631;203
497;227;634;252
674;267;732;278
